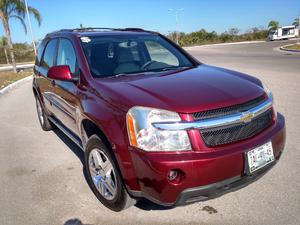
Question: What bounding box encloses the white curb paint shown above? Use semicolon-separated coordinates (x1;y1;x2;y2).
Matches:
280;44;300;53
0;75;33;96
184;40;265;50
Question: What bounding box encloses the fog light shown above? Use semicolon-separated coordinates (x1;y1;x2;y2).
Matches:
168;170;178;181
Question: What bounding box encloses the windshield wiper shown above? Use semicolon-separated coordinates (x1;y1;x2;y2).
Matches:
161;66;189;71
107;71;157;78
105;67;189;78
105;73;131;78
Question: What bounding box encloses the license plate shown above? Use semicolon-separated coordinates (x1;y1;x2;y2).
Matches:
247;142;274;173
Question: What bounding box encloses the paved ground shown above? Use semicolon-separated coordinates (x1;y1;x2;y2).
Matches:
0;40;299;225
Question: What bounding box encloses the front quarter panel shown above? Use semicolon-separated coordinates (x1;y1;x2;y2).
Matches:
79;87;140;191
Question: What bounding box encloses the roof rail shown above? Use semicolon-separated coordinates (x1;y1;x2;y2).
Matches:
62;27;146;32
73;27;121;32
46;27;150;37
123;28;145;32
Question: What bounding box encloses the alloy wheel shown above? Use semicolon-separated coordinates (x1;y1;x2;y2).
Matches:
88;148;117;200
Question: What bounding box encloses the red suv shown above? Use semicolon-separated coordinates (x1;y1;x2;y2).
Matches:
33;28;286;211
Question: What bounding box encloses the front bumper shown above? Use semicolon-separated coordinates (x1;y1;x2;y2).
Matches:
128;113;286;206
175;155;279;206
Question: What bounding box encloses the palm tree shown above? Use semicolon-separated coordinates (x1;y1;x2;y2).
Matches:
268;20;279;31
293;18;299;27
0;0;41;73
0;36;9;64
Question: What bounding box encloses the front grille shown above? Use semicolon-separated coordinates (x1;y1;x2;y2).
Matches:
193;95;266;120
200;109;273;147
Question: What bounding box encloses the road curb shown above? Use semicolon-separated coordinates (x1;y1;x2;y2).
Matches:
0;75;33;96
280;44;300;53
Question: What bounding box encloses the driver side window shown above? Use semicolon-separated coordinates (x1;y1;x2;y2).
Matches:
57;39;77;74
145;41;179;66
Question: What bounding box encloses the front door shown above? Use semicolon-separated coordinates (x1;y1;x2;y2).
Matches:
50;38;80;135
38;38;58;115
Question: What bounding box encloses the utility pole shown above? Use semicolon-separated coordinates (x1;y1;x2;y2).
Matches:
24;0;37;55
298;11;300;44
168;8;184;45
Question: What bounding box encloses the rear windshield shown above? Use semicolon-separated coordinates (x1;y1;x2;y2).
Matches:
80;34;193;77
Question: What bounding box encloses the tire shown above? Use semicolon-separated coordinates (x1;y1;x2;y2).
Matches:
84;135;136;211
35;95;55;131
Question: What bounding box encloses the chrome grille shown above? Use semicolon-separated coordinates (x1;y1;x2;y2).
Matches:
193;95;266;120
200;109;273;147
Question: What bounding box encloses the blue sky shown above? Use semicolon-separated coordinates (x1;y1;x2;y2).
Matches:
0;0;299;43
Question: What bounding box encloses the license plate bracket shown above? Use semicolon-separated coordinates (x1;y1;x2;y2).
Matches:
246;141;275;174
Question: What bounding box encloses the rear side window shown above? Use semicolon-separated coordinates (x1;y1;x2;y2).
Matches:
57;39;77;73
35;41;46;65
41;39;58;69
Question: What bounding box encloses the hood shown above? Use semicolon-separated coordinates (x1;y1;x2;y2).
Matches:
94;64;265;113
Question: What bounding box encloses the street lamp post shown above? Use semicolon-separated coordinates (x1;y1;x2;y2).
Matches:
24;0;37;55
298;15;300;44
168;8;184;45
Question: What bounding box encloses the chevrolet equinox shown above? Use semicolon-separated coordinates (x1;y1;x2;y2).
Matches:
32;28;286;211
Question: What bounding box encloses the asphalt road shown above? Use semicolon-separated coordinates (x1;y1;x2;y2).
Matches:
0;40;299;225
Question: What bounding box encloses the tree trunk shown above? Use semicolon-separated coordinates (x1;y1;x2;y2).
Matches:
1;15;17;73
4;47;9;64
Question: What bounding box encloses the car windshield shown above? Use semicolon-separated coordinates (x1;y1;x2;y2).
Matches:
80;34;194;78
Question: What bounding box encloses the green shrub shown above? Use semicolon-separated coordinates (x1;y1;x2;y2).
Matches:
168;27;269;46
0;42;35;64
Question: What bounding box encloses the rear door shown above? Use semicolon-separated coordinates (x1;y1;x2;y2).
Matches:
50;38;80;135
35;39;58;114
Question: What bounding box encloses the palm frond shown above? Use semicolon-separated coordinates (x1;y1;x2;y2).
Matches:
0;0;42;27
10;14;27;33
28;6;41;26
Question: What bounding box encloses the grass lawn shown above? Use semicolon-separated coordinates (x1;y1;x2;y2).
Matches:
0;70;32;89
284;43;300;51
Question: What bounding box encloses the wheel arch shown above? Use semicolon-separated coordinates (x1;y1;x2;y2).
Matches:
32;85;43;104
81;118;113;151
80;115;140;191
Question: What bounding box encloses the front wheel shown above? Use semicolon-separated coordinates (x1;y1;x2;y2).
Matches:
84;135;136;211
35;95;55;131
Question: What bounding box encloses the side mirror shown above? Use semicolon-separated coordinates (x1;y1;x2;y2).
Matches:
47;65;73;81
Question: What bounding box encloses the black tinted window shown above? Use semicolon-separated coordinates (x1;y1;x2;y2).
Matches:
57;39;77;73
41;39;58;69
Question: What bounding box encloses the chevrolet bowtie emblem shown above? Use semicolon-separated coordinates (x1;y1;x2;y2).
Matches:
240;111;254;123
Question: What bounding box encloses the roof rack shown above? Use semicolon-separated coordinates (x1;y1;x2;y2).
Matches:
73;27;121;32
56;27;147;33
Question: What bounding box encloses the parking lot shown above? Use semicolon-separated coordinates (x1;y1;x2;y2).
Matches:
0;40;299;225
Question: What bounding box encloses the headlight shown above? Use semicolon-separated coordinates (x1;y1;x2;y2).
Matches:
126;106;191;151
261;81;277;118
261;81;273;99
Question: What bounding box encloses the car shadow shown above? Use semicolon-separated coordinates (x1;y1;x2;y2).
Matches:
52;128;174;211
63;218;84;225
134;198;173;211
53;129;84;164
